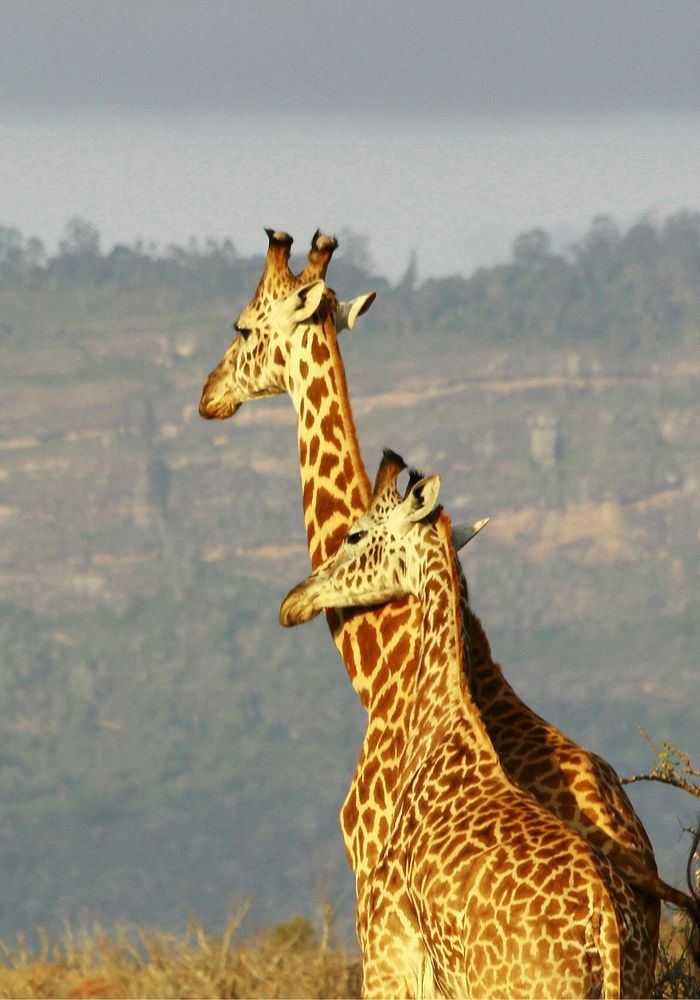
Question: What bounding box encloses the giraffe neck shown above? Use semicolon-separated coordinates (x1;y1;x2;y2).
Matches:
406;514;497;768
283;309;422;883
287;309;371;570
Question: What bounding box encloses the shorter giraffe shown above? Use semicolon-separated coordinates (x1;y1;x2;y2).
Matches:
281;451;652;999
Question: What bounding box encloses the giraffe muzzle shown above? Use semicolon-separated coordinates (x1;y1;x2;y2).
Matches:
198;376;242;419
198;397;241;419
279;583;323;628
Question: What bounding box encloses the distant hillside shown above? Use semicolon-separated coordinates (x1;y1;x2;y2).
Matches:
0;214;698;942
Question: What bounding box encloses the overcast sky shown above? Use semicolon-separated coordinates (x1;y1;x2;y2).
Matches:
2;1;700;278
3;0;700;119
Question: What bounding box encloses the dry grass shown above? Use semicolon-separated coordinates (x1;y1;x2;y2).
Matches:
0;908;361;999
0;909;695;999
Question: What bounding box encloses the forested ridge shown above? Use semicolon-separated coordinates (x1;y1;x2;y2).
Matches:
4;211;700;351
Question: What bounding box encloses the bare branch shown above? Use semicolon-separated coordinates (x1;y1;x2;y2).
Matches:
621;726;700;803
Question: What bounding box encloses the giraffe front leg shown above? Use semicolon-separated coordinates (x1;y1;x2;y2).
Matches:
361;901;440;1000
362;945;440;1000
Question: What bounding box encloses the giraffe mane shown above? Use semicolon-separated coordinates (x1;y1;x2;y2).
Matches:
309;287;339;328
436;509;468;685
405;466;425;496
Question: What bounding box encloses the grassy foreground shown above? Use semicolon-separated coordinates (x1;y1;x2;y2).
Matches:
0;910;361;1000
0;911;695;999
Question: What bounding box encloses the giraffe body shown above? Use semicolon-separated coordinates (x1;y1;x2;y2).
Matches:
281;451;651;998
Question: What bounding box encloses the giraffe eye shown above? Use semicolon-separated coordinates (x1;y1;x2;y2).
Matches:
346;530;367;545
234;324;252;341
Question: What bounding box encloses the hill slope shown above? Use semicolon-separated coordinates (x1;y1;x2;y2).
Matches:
0;216;698;940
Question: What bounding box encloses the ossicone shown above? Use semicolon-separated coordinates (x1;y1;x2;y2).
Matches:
372;448;408;497
297;229;339;282
264;229;293;248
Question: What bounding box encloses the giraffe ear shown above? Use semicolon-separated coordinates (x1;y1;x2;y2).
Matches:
452;517;490;551
336;291;377;333
284;279;326;323
404;474;441;524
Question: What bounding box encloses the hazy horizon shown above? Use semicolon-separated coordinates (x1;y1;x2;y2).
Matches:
4;109;700;282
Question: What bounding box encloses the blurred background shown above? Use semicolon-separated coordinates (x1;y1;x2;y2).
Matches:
0;0;698;945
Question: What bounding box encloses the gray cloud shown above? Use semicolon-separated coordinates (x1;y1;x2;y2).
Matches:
2;0;700;118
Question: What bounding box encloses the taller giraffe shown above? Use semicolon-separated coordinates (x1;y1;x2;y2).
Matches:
280;450;652;999
199;230;698;953
201;231;426;920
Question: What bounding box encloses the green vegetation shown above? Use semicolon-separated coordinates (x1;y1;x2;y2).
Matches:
0;214;698;945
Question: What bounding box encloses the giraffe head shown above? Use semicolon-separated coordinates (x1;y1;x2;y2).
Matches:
280;450;488;626
280;450;489;625
199;229;376;419
280;449;436;625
